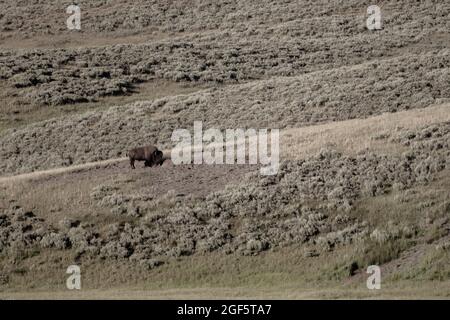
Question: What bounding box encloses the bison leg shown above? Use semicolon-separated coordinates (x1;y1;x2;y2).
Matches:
130;159;135;169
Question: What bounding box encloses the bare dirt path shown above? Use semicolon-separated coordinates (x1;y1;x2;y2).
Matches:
2;103;449;185
0;157;128;184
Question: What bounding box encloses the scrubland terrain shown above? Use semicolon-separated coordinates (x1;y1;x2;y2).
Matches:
0;0;449;299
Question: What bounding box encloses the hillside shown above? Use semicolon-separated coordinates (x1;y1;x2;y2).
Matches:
0;0;449;299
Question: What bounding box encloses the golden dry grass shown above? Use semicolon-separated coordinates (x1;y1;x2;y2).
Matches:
282;103;450;160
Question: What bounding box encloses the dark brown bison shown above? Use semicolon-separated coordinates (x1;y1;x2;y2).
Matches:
127;145;164;169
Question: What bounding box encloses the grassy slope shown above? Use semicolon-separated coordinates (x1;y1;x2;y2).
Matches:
0;1;449;299
1;106;449;299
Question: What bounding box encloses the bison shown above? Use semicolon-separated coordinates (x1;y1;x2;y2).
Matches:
127;145;164;169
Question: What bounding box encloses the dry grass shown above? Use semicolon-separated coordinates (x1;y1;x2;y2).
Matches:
282;103;450;160
0;31;175;50
1;121;448;300
1;243;448;299
2;49;449;175
1;119;448;299
0;80;209;134
1;0;449;300
1;0;448;109
0;157;127;184
2;104;448;183
2;283;449;300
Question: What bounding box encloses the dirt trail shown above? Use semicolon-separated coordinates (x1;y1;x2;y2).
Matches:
1;103;449;185
0;157;128;184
